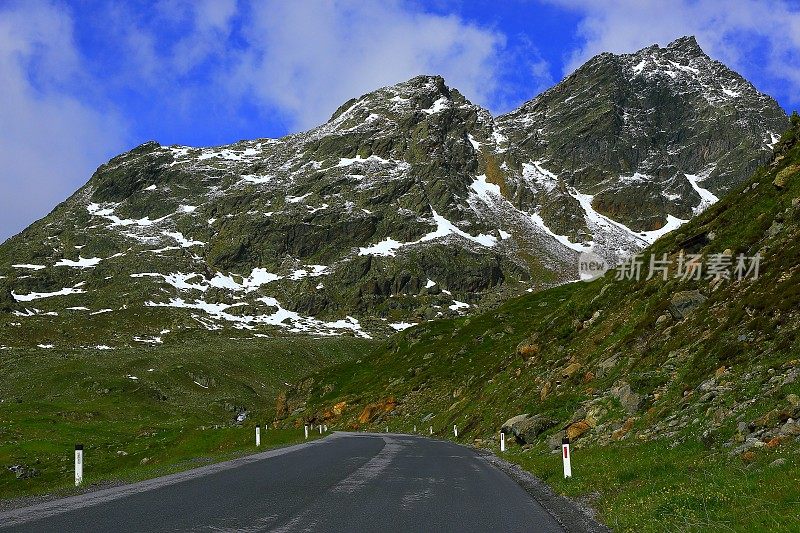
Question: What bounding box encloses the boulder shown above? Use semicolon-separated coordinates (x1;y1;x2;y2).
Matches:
611;418;635;441
668;290;706;320
501;414;558;444
562;362;583;379
501;414;530;433
773;164;798;189
540;382;551;401
730;437;765;456
611;382;642;415
780;420;800;437
547;430;566;450
566;420;591;440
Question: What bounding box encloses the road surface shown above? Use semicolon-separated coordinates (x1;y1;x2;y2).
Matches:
0;432;565;532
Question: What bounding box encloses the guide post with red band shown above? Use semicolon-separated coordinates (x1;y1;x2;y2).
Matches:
562;437;572;479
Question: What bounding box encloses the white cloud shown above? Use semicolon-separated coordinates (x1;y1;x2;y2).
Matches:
549;0;800;106
0;1;127;243
227;0;512;129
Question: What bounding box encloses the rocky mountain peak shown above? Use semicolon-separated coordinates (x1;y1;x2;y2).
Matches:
497;37;787;236
0;41;788;344
666;35;704;55
327;74;464;124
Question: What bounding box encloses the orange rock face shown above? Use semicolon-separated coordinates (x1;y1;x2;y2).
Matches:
566;420;591;440
358;397;398;424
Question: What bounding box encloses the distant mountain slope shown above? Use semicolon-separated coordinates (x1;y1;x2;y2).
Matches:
0;37;788;343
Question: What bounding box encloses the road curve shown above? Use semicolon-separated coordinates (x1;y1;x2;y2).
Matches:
0;432;564;532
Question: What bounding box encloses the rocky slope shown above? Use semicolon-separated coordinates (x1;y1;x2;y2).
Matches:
0;37;787;343
292;105;800;441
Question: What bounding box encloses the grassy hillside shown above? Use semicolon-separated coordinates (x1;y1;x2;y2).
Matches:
0;333;372;500
287;114;800;531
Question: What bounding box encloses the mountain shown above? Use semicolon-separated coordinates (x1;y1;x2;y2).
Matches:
284;112;800;530
0;36;788;344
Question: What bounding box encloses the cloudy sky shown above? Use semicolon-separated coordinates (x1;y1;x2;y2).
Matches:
2;0;800;242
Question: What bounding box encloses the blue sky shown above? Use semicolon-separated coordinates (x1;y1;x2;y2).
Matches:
2;0;800;242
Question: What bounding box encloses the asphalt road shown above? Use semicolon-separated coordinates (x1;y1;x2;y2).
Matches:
0;432;564;532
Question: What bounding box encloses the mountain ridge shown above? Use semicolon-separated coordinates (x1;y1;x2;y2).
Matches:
0;36;788;343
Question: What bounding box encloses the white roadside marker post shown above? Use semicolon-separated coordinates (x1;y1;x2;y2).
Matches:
429;426;433;435
562;437;572;479
304;425;309;440
500;432;505;452
453;425;458;438
256;425;261;447
74;444;83;486
319;425;322;435
414;425;417;433
385;426;389;433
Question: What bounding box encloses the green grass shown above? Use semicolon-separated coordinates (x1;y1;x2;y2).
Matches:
499;440;800;533
0;333;372;500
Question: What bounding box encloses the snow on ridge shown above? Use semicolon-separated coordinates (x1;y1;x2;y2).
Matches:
390;322;417;331
286;193;311;203
449;300;469;312
359;237;405;257
241;174;273;184
12;264;46;270
469;174;502;203
766;132;781;150
530;212;593;253
522;161;558;192
164;231;204;248
131;267;282;294
619;172;651;183
422;96;449;114
684;172;719;215
571;189;687;246
290;265;329;280
55;256;102;268
12;282;87;302
145;296;370;338
336;154;392;167
358;208;497;257
197;147;260;161
87;203;169;227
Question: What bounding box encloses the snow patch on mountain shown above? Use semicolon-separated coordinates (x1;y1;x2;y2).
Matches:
13;282;87;302
359;208;497;257
54;256;102;268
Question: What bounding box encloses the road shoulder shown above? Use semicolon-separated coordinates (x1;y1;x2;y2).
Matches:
481;452;610;533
